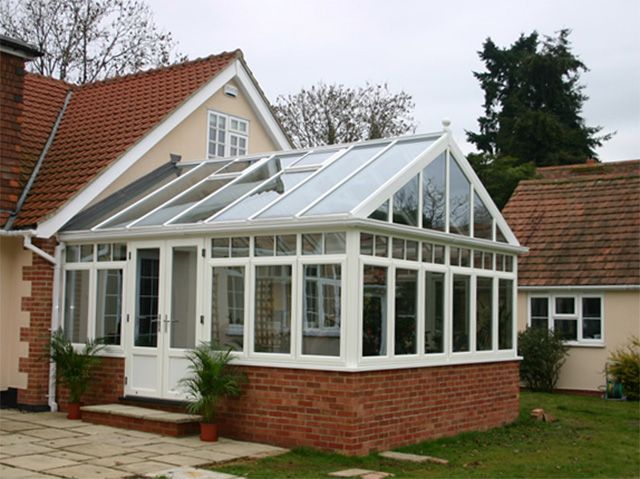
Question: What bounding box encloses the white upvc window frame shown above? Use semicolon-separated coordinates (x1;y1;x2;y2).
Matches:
527;292;605;346
207;110;249;159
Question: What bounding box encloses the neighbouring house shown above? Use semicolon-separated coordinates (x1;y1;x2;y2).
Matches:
1;34;524;455
503;160;640;394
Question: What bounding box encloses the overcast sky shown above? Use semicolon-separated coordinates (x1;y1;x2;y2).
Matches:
148;0;639;161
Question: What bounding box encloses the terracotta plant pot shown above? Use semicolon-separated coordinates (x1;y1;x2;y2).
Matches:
67;402;81;420
200;422;218;442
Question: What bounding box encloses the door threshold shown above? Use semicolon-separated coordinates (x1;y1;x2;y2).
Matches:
119;395;189;410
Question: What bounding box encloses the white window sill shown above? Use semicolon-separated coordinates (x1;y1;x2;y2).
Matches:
564;341;605;348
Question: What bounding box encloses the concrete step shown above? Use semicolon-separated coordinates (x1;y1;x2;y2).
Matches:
81;404;201;437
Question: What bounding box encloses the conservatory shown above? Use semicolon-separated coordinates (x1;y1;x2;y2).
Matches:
58;128;524;454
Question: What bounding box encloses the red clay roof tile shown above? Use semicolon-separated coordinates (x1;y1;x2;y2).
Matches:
503;160;640;287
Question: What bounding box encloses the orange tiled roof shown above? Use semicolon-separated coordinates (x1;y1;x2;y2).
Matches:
15;51;238;227
503;160;640;287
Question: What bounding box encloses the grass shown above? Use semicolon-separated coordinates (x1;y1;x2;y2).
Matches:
212;392;640;478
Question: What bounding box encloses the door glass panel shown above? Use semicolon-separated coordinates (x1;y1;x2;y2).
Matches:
170;246;197;349
135;249;160;347
64;270;90;343
212;266;245;351
254;265;292;353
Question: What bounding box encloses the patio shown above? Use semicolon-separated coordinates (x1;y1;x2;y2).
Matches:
0;408;286;478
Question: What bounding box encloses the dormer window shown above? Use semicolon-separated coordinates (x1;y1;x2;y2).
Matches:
208;111;249;158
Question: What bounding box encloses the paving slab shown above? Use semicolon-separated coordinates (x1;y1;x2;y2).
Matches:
183;448;238;463
155;453;209;467
0;433;38;446
0;420;42;432
34;436;90;448
0;464;60;478
46;449;96;462
22;427;80;440
328;469;393;478
0;442;56;456
119;460;180;475
379;450;449;464
46;463;131;478
92;454;147;468
146;466;243;478
65;443;132;458
134;442;197;455
0;453;79;471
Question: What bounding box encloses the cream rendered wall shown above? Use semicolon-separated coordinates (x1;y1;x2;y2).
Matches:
0;237;30;391
517;289;640;392
92;80;279;205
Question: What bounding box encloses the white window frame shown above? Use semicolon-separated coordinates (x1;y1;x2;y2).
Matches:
527;292;605;346
207;110;249;159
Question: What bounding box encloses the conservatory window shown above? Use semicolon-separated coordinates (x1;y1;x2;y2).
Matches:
65;244;94;263
393;175;419;226
422;153;446;231
395;268;418;355
362;265;388;357
499;279;514;349
95;269;123;345
253;235;297;256
369;199;389;221
208;111;248;159
97;243;126;262
64;270;90;343
473;193;493;240
302;264;341;356
449;157;471;236
375;235;389;257
254;265;292;354
452;274;471;352
135;248;160;347
211;266;245;351
211;237;250;258
425;271;445;354
360;233;389;257
476;277;493;351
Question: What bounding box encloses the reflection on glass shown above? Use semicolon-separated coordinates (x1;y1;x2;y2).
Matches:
362;265;387;356
449;157;471;236
96;269;122;345
276;235;296;256
212;238;229;258
393;175;419;226
135;248;159;347
369;199;389;221
302;233;322;255
64;270;90;343
325;232;346;254
395;268;417;355
170;246;197;349
499;279;513;349
582;297;602;340
473;193;493;240
530;297;549;330
302;264;341;356
231;237;250;257
425;271;445;354
452;274;470;352
392;238;405;259
254;265;292;353
476;277;493;351
254;236;274;256
360;233;373;256
212;266;245;351
422;153;446;231
375;235;388;257
293;149;340;167
554;319;577;341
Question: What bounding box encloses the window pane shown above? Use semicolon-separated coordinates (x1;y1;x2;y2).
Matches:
374;235;388;257
531;317;548;330
449;157;471;236
392;175;419;226
476;277;493;351
362;265;387;356
583;319;602;340
212;238;230;258
473;193;493;240
325;232;346;254
395;268;418;355
474;251;483;269
498;279;514;349
64;270;90;343
65;245;80;263
135;249;159;347
303;264;341;356
422;153;446;231
425;271;445;354
293;149;341;167
231;237;250;257
483;252;493;270
170;246;197;349
97;243;111;261
95;269;122;345
212;266;244;351
450;247;460;266
392;238;404;259
433;245;445;264
496;254;504;271
369;199;389;221
254;236;274;256
452;275;470;352
460;248;471;267
254;265;292;353
422;242;433;263
531;297;549;317
80;244;94;262
555;297;575;315
360;233;373;256
554;319;577;341
276;234;296;256
406;240;418;261
112;243;127;261
302;233;322;255
582;297;601;318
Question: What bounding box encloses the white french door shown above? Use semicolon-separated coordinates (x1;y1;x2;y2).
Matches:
125;239;204;399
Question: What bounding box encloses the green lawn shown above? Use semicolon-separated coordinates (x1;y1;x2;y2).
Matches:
213;392;640;478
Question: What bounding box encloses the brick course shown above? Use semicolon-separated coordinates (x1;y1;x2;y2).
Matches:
56;357;125;411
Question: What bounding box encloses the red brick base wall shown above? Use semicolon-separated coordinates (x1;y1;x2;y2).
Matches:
81;410;198;437
218;361;520;456
57;357;125;411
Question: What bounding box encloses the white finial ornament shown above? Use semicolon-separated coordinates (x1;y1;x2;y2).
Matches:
442;118;451;131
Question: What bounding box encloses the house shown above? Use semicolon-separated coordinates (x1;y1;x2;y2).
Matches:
0;34;290;409
503;160;640;393
1;35;524;455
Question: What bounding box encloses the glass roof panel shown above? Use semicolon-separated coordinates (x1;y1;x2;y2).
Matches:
216;158;261;174
303;138;434;217
132;178;232;227
96;161;228;229
278;153;307;168
213;170;313;222
171;157;283;224
256;143;389;219
290;149;341;167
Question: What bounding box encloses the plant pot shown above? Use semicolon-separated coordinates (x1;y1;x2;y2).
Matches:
67;402;81;420
200;422;218;442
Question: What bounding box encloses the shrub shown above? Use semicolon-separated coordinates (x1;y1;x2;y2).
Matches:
608;337;640;401
518;327;569;392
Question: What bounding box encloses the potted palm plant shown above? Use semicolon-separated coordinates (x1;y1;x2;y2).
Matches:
180;342;246;441
49;329;104;419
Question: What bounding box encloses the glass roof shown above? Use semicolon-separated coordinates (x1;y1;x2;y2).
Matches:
86;132;464;232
